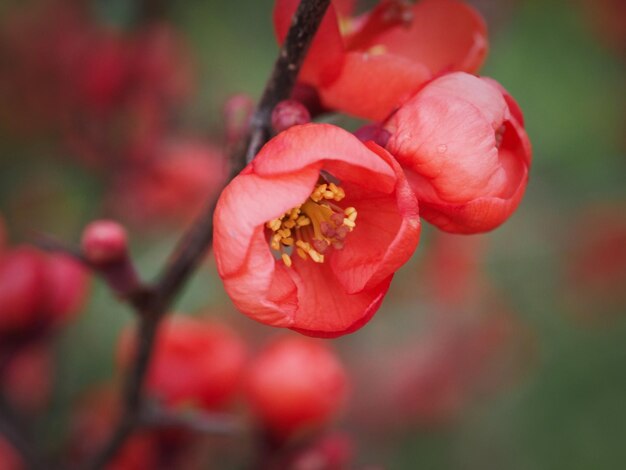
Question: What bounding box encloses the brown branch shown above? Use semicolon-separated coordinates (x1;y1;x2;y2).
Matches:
242;0;331;163
84;0;331;468
141;404;242;435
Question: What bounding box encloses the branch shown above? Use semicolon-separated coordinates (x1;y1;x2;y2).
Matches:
242;0;331;163
141;404;242;435
85;1;331;468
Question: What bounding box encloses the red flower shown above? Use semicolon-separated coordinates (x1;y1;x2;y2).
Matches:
244;335;349;438
213;124;420;337
118;316;247;410
274;0;487;120
108;138;228;227
383;72;532;233
0;246;89;334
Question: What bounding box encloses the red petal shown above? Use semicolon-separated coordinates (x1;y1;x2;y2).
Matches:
222;227;298;326
330;144;420;293
214;167;320;278
415;155;530;233
252;123;396;192
386;78;508;203
376;0;488;75
287;258;392;337
319;51;431;121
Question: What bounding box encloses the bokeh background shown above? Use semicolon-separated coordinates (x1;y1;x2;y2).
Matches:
0;0;625;468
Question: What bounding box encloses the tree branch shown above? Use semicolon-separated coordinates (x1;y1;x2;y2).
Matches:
85;0;331;468
141;404;241;435
242;0;331;163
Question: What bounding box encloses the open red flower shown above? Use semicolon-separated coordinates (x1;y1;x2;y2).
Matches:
213;123;420;337
383;72;532;233
274;0;487;120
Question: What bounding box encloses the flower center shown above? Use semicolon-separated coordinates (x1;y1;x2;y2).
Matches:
266;182;358;267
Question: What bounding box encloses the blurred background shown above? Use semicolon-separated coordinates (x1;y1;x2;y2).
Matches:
0;0;625;468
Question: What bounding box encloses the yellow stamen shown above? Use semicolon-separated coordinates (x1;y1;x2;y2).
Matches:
281;253;292;267
266;182;357;267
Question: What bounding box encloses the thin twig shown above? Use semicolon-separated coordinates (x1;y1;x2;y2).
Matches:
243;0;331;163
84;1;331;468
142;404;242;435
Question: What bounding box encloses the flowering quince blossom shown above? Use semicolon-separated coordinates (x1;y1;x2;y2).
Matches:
383;72;532;233
274;0;487;120
213;123;420;337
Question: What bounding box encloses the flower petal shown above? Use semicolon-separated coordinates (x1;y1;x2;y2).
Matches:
319;51;431;121
214;166;320;278
252;123;397;192
287;257;393;338
222;228;298;326
415;152;529;233
330;144;420;293
376;0;488;75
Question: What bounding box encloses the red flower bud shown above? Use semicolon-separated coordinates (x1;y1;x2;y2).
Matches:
271;100;311;133
81;220;129;265
118;317;247;410
244;336;349;438
384;72;532;233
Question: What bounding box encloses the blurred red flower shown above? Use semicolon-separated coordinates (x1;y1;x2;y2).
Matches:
213;123;420;337
244;336;349;439
384;72;532;233
2;342;53;414
108;138;228;227
0;247;89;334
274;0;487;120
118;317;247;411
564;202;626;322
